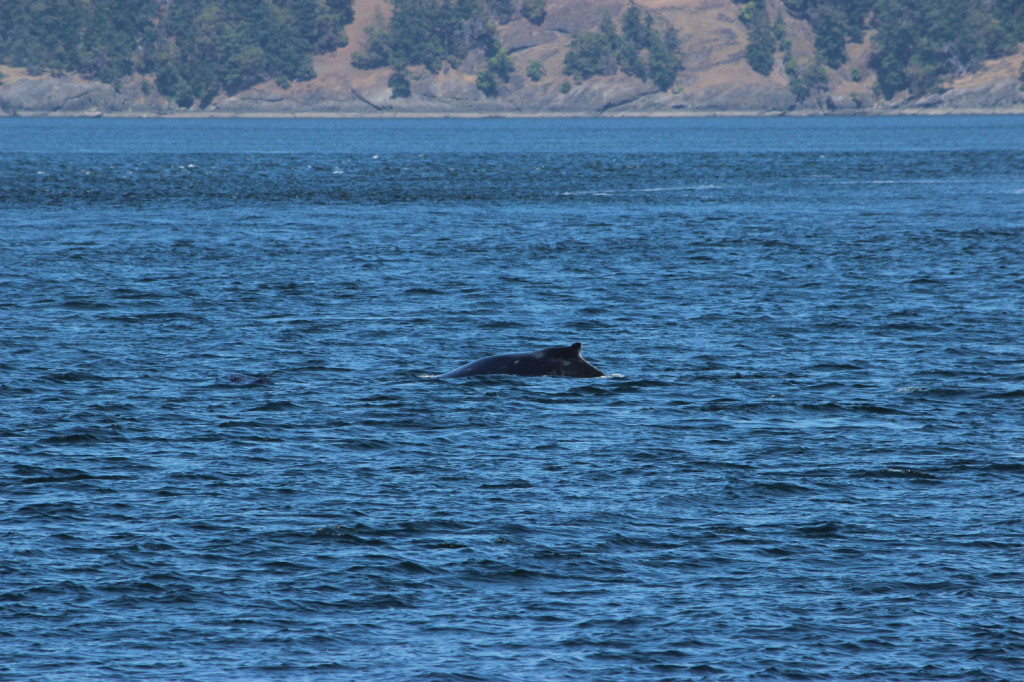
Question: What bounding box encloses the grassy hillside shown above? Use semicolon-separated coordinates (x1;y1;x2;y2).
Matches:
0;0;356;107
2;0;1024;112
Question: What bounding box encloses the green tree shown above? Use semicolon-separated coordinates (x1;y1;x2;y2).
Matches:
598;13;620;52
351;0;498;77
648;27;681;90
293;0;355;52
813;5;847;67
521;0;546;25
475;43;513;96
488;46;514;80
351;10;392;69
617;41;647;80
788;57;828;100
783;0;870;43
388;68;411;96
487;0;515;23
563;30;616;79
476;67;497;95
563;4;681;90
621;2;651;48
746;25;776;75
735;0;776;75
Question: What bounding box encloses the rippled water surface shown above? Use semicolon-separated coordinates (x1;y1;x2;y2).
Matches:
3;116;1024;680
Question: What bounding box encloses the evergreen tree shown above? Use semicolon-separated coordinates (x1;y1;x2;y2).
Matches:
737;0;776;76
621;2;651;48
521;0;546;26
813;5;847;68
350;0;499;90
564;31;617;80
563;3;682;90
648;27;681;90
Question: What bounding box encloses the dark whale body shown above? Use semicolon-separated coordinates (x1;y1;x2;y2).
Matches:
439;342;605;379
221;373;273;387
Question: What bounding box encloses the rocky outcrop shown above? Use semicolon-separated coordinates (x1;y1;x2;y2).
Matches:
213;81;380;114
543;0;629;35
0;76;123;115
890;53;1024;113
0;73;174;116
926;77;1024;110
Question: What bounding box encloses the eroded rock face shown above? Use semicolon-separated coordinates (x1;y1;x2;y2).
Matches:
500;22;563;52
0;77;124;114
7;67;1019;117
547;75;660;113
543;0;629;35
0;74;176;116
935;79;1024;109
212;82;382;114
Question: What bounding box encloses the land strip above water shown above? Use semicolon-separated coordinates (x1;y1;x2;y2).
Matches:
2;0;1024;117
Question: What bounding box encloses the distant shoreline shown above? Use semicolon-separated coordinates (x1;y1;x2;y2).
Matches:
6;106;1024;119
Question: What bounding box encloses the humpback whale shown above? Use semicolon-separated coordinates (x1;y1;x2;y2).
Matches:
220;373;273;387
439;342;605;378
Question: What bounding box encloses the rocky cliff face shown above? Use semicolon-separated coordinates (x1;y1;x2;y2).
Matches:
3;0;1024;117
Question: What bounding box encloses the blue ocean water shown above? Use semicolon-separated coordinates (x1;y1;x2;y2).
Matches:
2;115;1024;680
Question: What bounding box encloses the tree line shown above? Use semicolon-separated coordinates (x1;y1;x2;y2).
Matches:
350;0;546;97
0;0;354;107
562;2;683;91
3;0;1023;106
737;0;1024;101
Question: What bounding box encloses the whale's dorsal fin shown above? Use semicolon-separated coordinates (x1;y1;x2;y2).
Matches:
440;342;604;378
541;342;582;359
